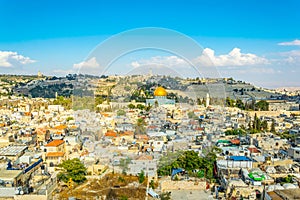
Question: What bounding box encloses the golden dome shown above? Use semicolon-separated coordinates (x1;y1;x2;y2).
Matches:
154;86;167;96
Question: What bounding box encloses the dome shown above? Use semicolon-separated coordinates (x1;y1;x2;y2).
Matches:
154;86;167;96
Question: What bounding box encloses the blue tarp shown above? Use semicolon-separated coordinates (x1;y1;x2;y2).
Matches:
171;168;183;177
229;156;252;161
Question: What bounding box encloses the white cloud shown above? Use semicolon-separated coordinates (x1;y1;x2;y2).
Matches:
221;67;278;75
278;50;300;64
73;57;99;69
129;48;269;74
281;50;300;57
278;39;300;46
195;48;269;67
0;51;36;67
131;61;140;68
130;55;186;68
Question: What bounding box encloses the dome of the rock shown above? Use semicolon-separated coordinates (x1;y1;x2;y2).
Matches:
154;86;167;96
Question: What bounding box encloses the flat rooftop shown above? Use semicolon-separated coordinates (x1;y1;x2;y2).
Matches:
0;169;23;181
0;145;27;156
272;189;300;200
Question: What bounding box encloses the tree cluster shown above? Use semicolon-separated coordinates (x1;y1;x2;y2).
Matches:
226;97;269;111
249;113;268;132
57;158;87;184
157;149;219;180
53;96;72;110
224;128;246;136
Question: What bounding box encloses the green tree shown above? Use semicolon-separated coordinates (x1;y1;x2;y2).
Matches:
176;151;202;171
224;128;245;136
136;104;145;110
187;111;197;119
255;100;269;111
196;98;201;105
261;120;268;131
157;149;219;180
138;170;145;183
66;116;74;121
149;180;155;189
154;100;159;108
253;113;258;130
53;96;72;110
281;175;294;183
270;119;276;133
128;103;135;109
120;195;128;200
57;158;87;184
117;109;126;116
201;97;206;106
119;157;131;174
95;96;105;105
160;192;171;200
256;116;261;131
236;99;245;110
225;97;235;107
135;118;146;136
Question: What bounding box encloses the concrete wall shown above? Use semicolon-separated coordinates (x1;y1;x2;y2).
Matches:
247;111;300;118
268;172;300;179
0;188;15;198
161;180;206;191
217;160;253;168
14;195;47;200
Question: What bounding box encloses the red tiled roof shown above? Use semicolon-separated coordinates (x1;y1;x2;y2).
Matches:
122;131;134;136
230;139;240;145
135;135;149;140
136;155;153;161
101;112;111;117
148;125;158;129
36;127;47;135
45;140;65;147
24;112;31;116
46;152;64;157
105;131;117;137
53;124;67;130
248;147;260;153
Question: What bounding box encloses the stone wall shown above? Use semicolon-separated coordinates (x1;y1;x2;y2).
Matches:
247;110;300;118
14;195;47;200
161;180;206;191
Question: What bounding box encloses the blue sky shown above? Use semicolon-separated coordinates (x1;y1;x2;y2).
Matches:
0;0;300;88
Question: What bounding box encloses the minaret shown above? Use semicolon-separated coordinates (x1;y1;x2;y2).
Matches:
37;71;43;78
206;93;210;107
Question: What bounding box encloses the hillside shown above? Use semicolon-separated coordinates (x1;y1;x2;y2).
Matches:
0;74;282;101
